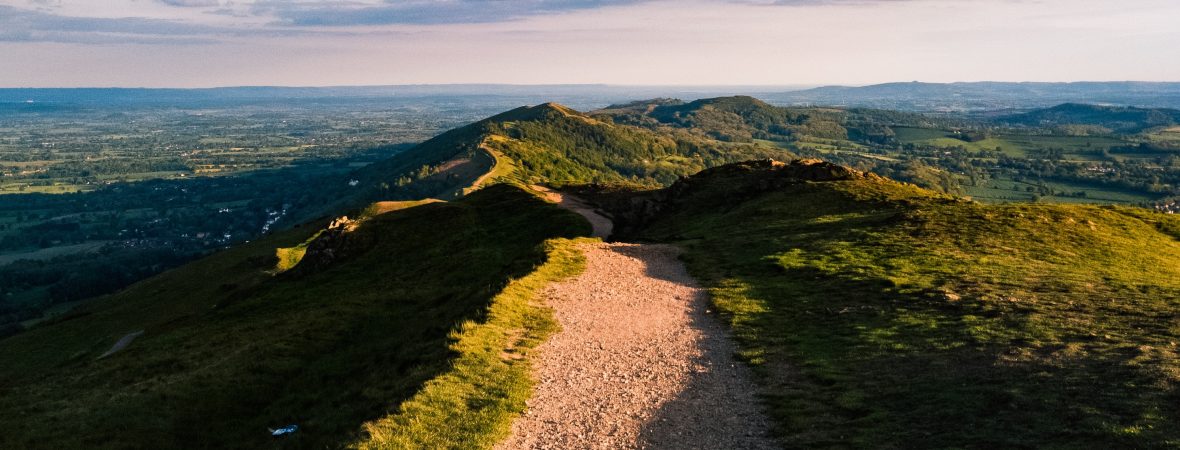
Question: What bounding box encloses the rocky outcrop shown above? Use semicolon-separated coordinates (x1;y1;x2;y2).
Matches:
286;215;372;276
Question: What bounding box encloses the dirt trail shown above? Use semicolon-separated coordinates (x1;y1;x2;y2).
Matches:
531;186;613;238
496;242;776;449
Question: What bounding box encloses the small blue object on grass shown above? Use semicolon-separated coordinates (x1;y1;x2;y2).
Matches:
269;425;298;436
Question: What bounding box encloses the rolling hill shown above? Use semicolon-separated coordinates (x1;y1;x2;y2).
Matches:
6;100;1180;448
0;100;790;449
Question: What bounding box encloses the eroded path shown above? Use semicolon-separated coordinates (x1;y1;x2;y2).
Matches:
496;242;776;449
530;185;613;238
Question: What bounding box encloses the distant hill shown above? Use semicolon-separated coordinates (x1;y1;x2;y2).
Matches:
424;101;791;185
766;81;1180;111
593;95;962;146
1000;103;1180;133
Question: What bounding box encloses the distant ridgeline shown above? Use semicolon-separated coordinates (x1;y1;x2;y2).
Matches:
5;97;1180;448
764;81;1180;111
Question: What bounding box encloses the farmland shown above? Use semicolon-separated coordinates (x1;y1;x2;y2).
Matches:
0;97;501;333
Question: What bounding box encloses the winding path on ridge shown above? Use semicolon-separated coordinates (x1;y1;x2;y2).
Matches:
498;189;776;449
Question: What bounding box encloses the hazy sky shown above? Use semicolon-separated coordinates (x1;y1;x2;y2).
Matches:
1;0;1178;87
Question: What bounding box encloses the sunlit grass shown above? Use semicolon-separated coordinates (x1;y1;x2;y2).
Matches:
640;175;1180;448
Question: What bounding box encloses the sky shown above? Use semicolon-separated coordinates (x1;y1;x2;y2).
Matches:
0;0;1178;88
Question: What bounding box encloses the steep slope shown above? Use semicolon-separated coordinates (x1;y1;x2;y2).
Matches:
578;159;1180;448
0;185;588;449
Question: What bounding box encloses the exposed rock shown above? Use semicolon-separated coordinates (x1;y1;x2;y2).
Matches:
287;215;372;276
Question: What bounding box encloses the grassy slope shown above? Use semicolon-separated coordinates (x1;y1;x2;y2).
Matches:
481;103;790;186
354;238;594;449
0;185;588;449
633;169;1180;448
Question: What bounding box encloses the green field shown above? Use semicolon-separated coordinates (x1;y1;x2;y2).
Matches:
893;126;1124;158
963;176;1157;204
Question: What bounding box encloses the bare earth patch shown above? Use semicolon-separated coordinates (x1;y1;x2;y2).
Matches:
496;242;776;449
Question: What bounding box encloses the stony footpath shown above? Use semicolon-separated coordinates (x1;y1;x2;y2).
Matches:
496;242;777;449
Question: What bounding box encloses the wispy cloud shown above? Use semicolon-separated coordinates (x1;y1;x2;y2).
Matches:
158;0;220;7
0;5;226;44
258;0;650;26
0;0;1176;87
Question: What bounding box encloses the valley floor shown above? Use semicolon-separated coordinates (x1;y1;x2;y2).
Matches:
496;242;776;449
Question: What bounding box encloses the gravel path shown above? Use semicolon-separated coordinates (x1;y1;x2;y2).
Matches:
530;186;613;238
496;242;777;449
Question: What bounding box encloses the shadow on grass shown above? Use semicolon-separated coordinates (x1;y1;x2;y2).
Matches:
732;265;1180;449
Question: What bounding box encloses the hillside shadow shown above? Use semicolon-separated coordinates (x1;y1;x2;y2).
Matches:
605;243;697;285
719;264;1180;449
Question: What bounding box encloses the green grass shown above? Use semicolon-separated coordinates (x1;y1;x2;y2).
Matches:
630;171;1180;448
272;229;324;273
354;237;593;449
0;184;590;449
963;176;1157;205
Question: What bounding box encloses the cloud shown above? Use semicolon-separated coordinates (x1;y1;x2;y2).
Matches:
259;0;651;26
158;0;220;6
0;5;244;44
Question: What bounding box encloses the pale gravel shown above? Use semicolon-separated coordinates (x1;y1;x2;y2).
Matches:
496;242;777;450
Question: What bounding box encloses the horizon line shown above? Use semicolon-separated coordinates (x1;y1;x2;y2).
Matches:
3;80;1180;90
